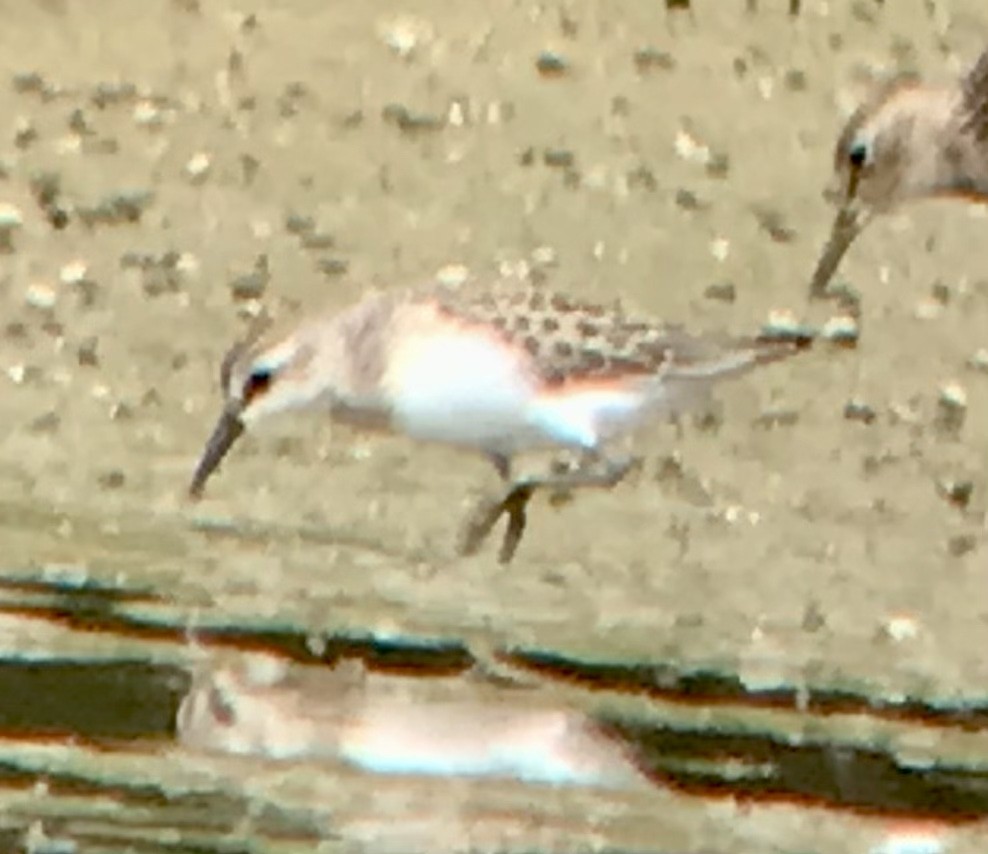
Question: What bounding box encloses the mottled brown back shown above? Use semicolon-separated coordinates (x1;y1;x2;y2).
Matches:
431;286;780;386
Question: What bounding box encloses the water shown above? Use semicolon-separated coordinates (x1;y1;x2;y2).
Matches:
3;0;988;850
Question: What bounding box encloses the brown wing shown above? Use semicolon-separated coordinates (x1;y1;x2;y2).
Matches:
433;286;791;386
433;287;677;384
960;47;988;141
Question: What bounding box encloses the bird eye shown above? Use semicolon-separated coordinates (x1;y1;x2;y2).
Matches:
243;367;273;403
848;139;870;168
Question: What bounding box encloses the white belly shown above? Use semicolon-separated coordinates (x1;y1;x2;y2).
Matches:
386;327;653;456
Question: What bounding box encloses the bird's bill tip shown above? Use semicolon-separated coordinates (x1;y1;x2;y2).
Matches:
188;406;245;500
808;206;865;300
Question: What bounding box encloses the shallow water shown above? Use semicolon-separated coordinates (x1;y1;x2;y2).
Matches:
2;0;988;851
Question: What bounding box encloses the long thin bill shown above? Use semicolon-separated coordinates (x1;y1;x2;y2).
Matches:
189;407;245;499
808;205;866;299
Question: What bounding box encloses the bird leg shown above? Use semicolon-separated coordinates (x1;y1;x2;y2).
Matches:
458;453;638;564
458;480;536;565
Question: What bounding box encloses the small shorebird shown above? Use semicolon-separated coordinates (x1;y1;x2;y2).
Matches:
809;48;988;298
189;284;803;562
177;654;644;787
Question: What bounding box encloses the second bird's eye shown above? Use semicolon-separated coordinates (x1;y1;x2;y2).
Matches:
848;140;869;168
243;367;273;402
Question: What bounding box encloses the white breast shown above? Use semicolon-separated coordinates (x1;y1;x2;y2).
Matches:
387;328;545;454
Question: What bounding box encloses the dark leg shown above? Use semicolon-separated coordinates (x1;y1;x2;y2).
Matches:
458;454;525;561
458;453;639;564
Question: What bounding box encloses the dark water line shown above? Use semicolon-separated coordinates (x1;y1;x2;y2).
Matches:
0;572;161;602
5;569;988;734
2;576;988;821
603;717;988;823
5;585;988;737
6;588;988;736
0;656;986;822
0;598;476;674
503;648;988;732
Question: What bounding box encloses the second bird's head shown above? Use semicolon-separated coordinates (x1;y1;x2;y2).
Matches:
188;323;334;499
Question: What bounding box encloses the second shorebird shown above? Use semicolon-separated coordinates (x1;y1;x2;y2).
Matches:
810;48;988;298
189;284;803;563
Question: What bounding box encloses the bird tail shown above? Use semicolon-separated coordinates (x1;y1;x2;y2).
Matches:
662;331;811;382
644;330;811;415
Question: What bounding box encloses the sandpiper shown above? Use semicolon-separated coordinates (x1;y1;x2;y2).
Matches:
809;48;988;298
189;283;804;562
177;654;644;788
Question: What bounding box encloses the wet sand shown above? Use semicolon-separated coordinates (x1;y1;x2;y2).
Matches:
1;0;988;850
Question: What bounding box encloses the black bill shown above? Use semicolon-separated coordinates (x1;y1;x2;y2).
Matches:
189;405;245;499
808;204;868;300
